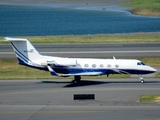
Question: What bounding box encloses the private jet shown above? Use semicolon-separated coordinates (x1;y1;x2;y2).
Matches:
5;37;156;84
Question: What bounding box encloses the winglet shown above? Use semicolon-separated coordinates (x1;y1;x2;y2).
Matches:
47;66;58;76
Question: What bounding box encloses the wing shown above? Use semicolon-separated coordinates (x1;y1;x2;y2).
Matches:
47;66;103;77
111;69;129;74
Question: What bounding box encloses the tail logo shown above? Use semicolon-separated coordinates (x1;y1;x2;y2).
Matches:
24;49;34;53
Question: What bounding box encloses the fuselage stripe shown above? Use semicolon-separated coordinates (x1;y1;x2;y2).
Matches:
15;51;28;63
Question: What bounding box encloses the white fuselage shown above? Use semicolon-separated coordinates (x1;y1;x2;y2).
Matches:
33;56;156;75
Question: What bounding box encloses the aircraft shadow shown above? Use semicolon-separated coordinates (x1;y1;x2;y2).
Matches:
42;81;71;84
41;80;105;87
64;80;106;87
64;80;160;87
41;80;160;88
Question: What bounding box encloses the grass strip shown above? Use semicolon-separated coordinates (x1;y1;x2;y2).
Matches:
139;95;160;102
122;0;160;10
0;59;53;79
0;57;159;80
1;32;160;44
121;0;160;16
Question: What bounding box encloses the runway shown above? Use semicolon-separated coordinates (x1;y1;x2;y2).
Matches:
0;42;160;58
0;78;160;120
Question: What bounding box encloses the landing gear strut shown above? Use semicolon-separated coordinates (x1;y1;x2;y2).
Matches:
72;76;81;84
138;74;144;83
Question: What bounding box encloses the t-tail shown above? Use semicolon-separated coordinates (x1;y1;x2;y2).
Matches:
5;37;43;66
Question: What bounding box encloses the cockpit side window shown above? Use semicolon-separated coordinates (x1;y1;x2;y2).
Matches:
137;62;141;65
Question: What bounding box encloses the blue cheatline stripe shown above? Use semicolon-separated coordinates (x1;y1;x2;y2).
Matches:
52;67;153;75
18;58;26;64
11;42;32;63
15;51;28;63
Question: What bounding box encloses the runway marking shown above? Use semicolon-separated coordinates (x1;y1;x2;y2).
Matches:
0;50;160;54
37;110;106;115
0;88;160;96
0;110;105;115
136;118;160;120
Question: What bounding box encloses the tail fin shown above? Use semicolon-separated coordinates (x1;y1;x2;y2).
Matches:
5;37;42;65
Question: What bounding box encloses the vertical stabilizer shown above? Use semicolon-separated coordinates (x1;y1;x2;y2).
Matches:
5;37;42;64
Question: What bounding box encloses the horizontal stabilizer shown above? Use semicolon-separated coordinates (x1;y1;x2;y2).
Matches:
5;37;27;41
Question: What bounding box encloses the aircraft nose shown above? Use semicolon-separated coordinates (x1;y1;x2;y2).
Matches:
150;67;157;73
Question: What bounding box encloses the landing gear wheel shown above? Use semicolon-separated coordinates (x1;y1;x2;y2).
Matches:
72;76;81;84
72;80;79;84
140;79;144;83
138;74;145;83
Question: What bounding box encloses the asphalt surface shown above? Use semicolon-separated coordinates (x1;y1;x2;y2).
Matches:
0;43;160;120
0;78;160;120
0;42;160;58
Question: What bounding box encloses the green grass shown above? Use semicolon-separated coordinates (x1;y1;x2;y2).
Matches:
122;0;160;10
121;0;160;16
155;72;160;78
1;32;160;44
139;95;160;102
0;59;54;79
0;57;159;80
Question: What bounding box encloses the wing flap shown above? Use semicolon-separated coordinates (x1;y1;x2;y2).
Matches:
112;69;129;74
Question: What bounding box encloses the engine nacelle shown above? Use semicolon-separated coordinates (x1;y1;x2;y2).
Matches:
41;59;77;66
52;59;77;66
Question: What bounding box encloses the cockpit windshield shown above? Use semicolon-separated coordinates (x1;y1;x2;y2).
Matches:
140;62;146;65
137;62;146;66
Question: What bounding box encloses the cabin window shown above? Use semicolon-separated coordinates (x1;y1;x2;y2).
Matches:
84;64;89;67
92;64;96;68
107;64;111;68
100;64;104;67
115;64;119;68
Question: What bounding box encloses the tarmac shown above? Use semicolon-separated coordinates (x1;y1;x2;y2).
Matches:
0;42;160;58
0;78;160;120
0;43;160;119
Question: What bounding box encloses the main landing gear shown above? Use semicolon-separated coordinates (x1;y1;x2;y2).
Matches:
138;74;144;83
72;76;81;84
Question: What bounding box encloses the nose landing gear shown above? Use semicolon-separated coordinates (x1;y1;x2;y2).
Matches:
138;74;144;83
